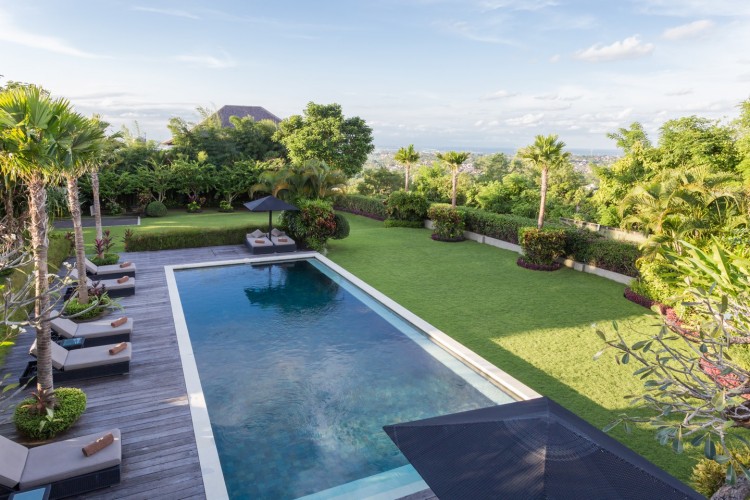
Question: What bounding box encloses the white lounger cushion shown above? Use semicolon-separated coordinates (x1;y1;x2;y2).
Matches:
20;429;121;490
30;340;131;370
249;229;264;239
85;258;137;276
65;344;132;370
271;228;284;237
70;269;135;290
51;317;133;340
0;434;29;488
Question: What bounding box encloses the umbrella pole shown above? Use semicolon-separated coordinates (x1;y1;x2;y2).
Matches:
268;211;273;239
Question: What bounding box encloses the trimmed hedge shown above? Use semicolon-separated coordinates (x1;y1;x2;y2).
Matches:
384;220;425;228
428;204;465;240
125;225;266;251
334;194;388;220
145;200;168;217
459;207;537;244
386;191;430;222
519;228;567;266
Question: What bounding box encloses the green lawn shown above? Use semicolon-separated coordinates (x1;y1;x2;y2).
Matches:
80;209;700;484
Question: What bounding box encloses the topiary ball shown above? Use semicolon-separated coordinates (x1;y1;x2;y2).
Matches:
332;213;350;240
14;387;87;440
145;201;168;217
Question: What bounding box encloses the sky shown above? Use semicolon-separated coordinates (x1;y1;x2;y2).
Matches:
1;0;749;153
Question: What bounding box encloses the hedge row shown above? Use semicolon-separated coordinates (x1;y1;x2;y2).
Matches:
334;194;388;220
125;225;266;251
459;207;538;244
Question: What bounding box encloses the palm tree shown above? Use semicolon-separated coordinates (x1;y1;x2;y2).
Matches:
436;151;470;207
518;134;570;229
87;117;118;241
394;144;420;191
0;86;93;391
253;160;346;202
63;117;107;304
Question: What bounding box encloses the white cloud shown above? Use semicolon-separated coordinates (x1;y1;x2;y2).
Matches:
175;53;238;69
549;54;560;63
132;6;199;20
437;21;518;45
574;35;654;62
479;0;558;11
662;20;714;40
0;10;100;58
505;113;544;126
664;88;693;96
482;89;517;100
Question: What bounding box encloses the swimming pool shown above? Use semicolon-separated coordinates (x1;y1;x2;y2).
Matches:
167;255;537;499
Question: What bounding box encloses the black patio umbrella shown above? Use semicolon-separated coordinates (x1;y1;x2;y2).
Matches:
384;397;702;500
243;195;299;238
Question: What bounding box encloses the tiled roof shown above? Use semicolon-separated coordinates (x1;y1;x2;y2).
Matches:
215;105;282;127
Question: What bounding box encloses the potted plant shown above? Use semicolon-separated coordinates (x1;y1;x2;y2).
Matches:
90;229;119;266
14;385;87;441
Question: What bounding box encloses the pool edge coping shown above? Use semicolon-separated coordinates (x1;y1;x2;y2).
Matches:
165;251;540;500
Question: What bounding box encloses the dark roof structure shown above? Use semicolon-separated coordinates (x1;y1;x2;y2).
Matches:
214;105;282;127
384;397;703;500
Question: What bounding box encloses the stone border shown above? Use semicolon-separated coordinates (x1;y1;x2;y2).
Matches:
165;251;540;499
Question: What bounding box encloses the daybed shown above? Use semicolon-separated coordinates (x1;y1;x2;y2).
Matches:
85;258;136;279
22;340;131;385
0;429;121;499
270;228;296;253
245;229;275;255
69;270;135;298
51;317;132;347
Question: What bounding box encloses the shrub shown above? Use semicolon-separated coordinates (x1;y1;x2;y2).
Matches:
460;207;537;244
282;199;337;251
89;253;119;266
385;191;430;222
63;291;114;320
332;213;350;240
106;201;124;216
691;447;750;497
186;201;202;213
383;220;425;228
219;200;234;212
519;228;566;266
334;194;388;220
579;239;640;277
428;204;465;240
145;201;168;217
125;225;265;251
14;387;87;440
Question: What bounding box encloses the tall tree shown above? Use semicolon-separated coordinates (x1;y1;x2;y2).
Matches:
274;102;374;177
0;85;91;391
63;118;107;304
436;151;470;208
394;144;420;191
518;134;570;229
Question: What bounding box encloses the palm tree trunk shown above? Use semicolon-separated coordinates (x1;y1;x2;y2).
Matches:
28;174;54;391
90;170;103;240
405;164;410;191
451;167;458;208
538;167;548;229
66;176;89;304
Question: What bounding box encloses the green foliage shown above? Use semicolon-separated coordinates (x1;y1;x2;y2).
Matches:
562;229;640;276
89;253;119;266
436;151;470;207
394;144;420;190
692;447;750;497
428;204;465;240
519;228;567;265
14;387;86;440
460;207;537;244
518;134;571;229
386;191;430;222
331;213;350;240
62;293;113;320
274;102;374;177
356;167;402;196
282;199;338;251
125;225;264;251
383;219;424;228
219;200;234;212
334;194;388;219
171;157;215;200
254;159;345;203
145;200;168;217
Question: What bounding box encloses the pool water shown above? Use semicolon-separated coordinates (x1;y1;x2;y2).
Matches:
174;260;513;499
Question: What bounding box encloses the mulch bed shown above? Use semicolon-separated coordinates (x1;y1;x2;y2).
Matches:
516;257;562;271
431;234;465;242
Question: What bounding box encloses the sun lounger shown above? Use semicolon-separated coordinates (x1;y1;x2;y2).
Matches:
0;429;121;498
69;269;135;298
51;317;132;347
245;229;275;255
22;340;131;385
85;258;136;279
270;228;296;253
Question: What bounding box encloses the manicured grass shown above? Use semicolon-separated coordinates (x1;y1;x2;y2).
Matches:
326;213;700;485
79;209;700;484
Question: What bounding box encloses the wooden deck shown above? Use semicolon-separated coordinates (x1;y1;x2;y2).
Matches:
0;245;250;499
0;245;436;499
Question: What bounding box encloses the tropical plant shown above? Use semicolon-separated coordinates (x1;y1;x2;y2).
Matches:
428;205;465;240
214;160;262;206
385;191;430;222
0;85;95;392
436;151;470;208
14;387;86;440
355;167;402;197
517;134;571;229
253;159;346;203
172;155;215;204
281;198;339;251
394;144;420;191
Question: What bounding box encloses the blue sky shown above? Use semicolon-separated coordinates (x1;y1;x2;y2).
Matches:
1;0;748;151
